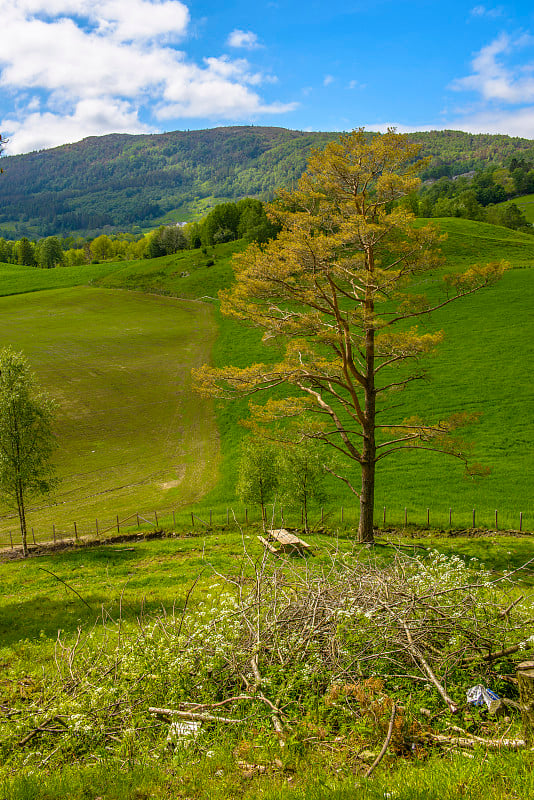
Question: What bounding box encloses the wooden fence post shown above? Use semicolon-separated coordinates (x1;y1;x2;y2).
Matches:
32;527;36;545
74;521;78;541
136;513;140;529
520;512;523;532
154;511;159;527
245;508;248;525
495;509;498;530
321;507;324;524
191;512;194;527
404;507;408;527
116;515;120;533
472;508;476;528
383;506;386;527
341;506;344;524
95;519;99;537
226;507;229;526
9;531;13;549
172;511;176;527
427;508;430;528
209;510;212;527
449;508;452;527
53;524;56;544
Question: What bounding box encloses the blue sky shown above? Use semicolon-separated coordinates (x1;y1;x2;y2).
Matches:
1;1;534;154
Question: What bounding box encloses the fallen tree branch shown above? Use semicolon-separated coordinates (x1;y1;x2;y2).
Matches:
462;641;534;664
39;568;93;611
402;622;458;713
428;732;526;750
148;707;243;725
364;703;397;778
499;595;525;619
181;694;284;715
18;715;67;746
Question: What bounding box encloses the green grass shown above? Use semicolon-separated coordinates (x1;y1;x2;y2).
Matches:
191;219;534;529
0;260;125;297
1;220;533;539
0;287;220;536
95;239;245;300
499;193;534;224
1;530;533;799
436;216;534;267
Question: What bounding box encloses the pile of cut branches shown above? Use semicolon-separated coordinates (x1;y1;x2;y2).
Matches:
3;547;533;773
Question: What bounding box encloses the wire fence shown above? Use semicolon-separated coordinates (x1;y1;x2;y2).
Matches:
0;503;531;552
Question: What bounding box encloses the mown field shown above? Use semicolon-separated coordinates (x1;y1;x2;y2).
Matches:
0;220;533;540
0;284;220;537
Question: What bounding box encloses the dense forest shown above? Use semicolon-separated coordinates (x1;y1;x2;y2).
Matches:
1;126;534;239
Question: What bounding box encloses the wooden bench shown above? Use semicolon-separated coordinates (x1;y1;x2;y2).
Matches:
257;535;279;554
266;528;312;554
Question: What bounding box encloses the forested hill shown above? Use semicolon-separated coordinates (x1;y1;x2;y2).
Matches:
1;125;534;239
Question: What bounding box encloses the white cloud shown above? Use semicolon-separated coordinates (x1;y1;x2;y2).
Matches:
2;98;150;153
450;33;534;103
323;75;334;87
0;2;293;153
227;29;261;49
470;5;503;19
365;106;534;138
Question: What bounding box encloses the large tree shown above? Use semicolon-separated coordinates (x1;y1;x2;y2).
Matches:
0;348;57;556
194;129;505;543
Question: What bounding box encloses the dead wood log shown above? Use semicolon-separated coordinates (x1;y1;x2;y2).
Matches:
428;732;526;750
148;707;243;725
517;660;534;745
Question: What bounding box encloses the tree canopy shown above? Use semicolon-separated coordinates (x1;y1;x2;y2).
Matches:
194;129;506;543
0;348;57;556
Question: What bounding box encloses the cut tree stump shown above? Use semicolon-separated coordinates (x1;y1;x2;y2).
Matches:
517;660;534;746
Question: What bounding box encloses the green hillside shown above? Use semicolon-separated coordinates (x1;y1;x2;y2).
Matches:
2;126;534;239
197;219;534;530
503;193;534;224
0;286;220;535
0;219;532;537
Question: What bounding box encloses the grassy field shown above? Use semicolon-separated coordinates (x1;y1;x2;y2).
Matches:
1;218;534;798
192;219;534;530
1;529;533;798
0;220;533;540
503;193;534;224
0;259;125;297
0;287;220;537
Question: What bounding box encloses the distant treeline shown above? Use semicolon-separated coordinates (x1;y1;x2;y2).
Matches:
0;198;278;267
407;157;533;232
2;126;534;240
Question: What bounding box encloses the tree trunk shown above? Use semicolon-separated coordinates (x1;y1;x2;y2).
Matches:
359;291;376;545
517;660;534;746
16;481;28;557
358;459;376;543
